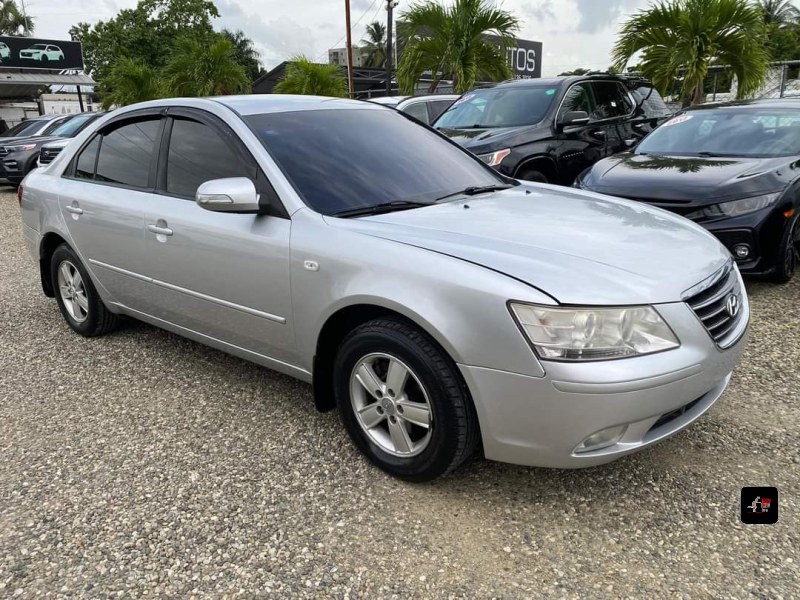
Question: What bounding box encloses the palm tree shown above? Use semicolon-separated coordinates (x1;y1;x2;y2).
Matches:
396;0;520;94
273;55;348;97
756;0;800;26
0;0;33;35
220;29;265;82
361;21;387;68
101;58;164;109
163;37;250;97
613;0;770;105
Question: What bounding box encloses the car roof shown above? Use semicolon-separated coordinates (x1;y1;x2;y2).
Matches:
210;94;391;115
368;96;409;106
684;98;800;111
400;94;460;102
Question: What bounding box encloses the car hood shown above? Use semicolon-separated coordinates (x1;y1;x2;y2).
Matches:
586;153;797;204
0;135;60;147
328;185;730;305
437;123;548;152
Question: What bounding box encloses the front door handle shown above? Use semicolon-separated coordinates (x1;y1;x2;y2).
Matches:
591;129;606;139
624;138;636;147
65;205;83;215
147;224;173;236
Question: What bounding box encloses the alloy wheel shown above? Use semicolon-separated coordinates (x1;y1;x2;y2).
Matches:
349;352;433;457
57;260;89;323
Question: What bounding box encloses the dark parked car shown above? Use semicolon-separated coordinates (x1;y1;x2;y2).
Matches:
0;111;104;185
576;99;800;282
433;74;670;184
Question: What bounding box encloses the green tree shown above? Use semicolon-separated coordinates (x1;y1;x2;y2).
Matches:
396;0;519;94
612;0;770;105
361;21;387;68
0;0;33;35
70;0;219;86
273;56;348;97
221;28;265;82
768;22;800;58
163;37;250;96
756;0;800;26
101;58;164;109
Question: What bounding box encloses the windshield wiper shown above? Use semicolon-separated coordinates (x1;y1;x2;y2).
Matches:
331;200;433;218
435;184;515;202
696;151;742;157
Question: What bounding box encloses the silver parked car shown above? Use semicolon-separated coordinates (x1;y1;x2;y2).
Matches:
368;94;460;125
19;96;749;481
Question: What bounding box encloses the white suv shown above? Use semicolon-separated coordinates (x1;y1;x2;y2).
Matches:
20;44;64;62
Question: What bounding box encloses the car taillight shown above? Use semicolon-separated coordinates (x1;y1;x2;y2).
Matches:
17;184;23;205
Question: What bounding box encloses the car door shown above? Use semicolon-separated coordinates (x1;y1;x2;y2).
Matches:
57;112;163;311
555;82;608;185
591;81;635;157
142;109;296;364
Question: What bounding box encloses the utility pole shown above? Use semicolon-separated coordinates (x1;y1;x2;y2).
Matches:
385;0;398;96
344;0;355;98
20;0;30;35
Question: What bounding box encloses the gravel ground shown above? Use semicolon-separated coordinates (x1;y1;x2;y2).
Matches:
1;189;798;598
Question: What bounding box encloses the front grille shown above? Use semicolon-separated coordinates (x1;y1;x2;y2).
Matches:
684;262;745;348
38;147;62;165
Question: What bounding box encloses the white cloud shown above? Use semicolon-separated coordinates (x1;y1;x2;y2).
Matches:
30;0;652;76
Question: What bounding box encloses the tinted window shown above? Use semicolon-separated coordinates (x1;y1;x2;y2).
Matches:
75;136;100;179
49;114;97;138
591;82;631;120
166;118;251;197
429;100;454;122
402;102;429;123
637;109;800;157
246;109;503;215
95;118;159;188
435;86;557;129
558;83;595;120
632;86;670;118
2;119;46;138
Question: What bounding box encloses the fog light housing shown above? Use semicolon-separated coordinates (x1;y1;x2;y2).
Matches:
733;244;750;259
575;425;627;453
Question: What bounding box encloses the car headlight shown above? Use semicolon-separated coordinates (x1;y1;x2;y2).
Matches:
685;193;780;221
509;303;679;361
5;144;36;152
477;148;511;167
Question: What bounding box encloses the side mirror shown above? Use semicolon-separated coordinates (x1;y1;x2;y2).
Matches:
196;177;261;214
558;111;590;130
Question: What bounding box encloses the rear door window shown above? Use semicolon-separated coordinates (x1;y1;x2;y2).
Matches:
591;81;633;120
75;136;100;179
402;102;430;124
429;100;455;122
95;118;160;188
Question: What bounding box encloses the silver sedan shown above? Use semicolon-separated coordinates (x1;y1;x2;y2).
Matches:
18;96;749;480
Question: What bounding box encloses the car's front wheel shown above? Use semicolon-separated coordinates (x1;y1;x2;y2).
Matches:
51;244;119;337
334;317;479;481
772;215;800;283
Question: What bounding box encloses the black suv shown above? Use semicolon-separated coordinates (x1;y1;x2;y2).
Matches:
434;74;670;185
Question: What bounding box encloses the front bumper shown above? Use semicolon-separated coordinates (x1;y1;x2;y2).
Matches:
458;299;749;468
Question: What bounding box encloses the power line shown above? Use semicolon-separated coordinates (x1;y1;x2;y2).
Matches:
314;0;382;61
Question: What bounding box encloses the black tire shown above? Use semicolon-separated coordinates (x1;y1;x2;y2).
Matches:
334;317;479;481
516;168;548;183
772;215;799;284
51;243;119;337
40;55;48;63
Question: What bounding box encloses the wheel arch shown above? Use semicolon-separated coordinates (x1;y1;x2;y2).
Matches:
311;301;465;413
514;154;558;183
39;231;69;297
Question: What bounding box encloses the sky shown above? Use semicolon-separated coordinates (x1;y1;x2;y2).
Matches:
29;0;656;76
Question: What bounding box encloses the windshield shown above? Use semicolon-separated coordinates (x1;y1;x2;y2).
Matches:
637;108;800;157
48;114;97;137
2;119;45;138
434;86;557;129
246;108;504;215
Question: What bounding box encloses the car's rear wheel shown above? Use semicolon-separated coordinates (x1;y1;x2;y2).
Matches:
51;244;119;337
334;317;479;481
772;215;800;283
516;167;548;183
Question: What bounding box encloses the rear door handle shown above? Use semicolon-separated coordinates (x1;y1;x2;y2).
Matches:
147;224;173;236
65;205;83;215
